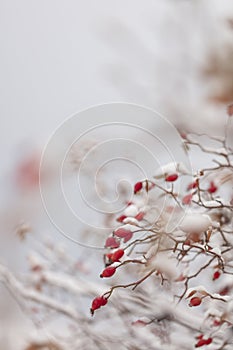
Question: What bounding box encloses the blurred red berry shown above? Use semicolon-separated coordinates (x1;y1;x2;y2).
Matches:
213;271;221;281
187;181;198;191
105;237;120;249
16;153;40;189
123;231;133;243
195;337;212;347
135;212;145;221
205;338;212;345
213;319;222;327
219;285;230;296
208;181;217;194
196;334;204;340
114;228;132;239
182;194;192;205
195;339;206;347
175;274;186;282
116;215;127;223
165;173;178;182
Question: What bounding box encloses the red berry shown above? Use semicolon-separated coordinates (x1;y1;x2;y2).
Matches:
207;181;217;194
91;297;102;310
114;228;132;239
196;334;204;340
187;181;198;191
195;337;212;347
175;274;186;282
123;231;133;243
134;181;143;194
219;286;230;295
90;296;108;315
135;212;145;221
213;271;221;281
213;319;221;327
189;297;202;307
106;253;113;260
195;339;206;347
182;194;192;205
99;296;108;306
205;338;212;345
116;215;127;223
105;237;120;249
104;253;113;266
111;249;124;262
165;173;178;182
100;266;116;278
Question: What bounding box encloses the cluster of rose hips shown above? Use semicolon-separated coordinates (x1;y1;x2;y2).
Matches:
182;178;218;206
99;248;125;278
90;176;182;315
90;173;219;319
104;248;124;267
90;249;125;315
135;173;218;209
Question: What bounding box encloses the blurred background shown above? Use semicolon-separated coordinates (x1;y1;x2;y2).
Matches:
0;0;233;348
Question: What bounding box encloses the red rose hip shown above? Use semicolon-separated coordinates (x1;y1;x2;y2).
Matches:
111;249;124;262
165;173;178;182
90;296;108;315
134;181;143;194
189;297;202;307
100;266;116;278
